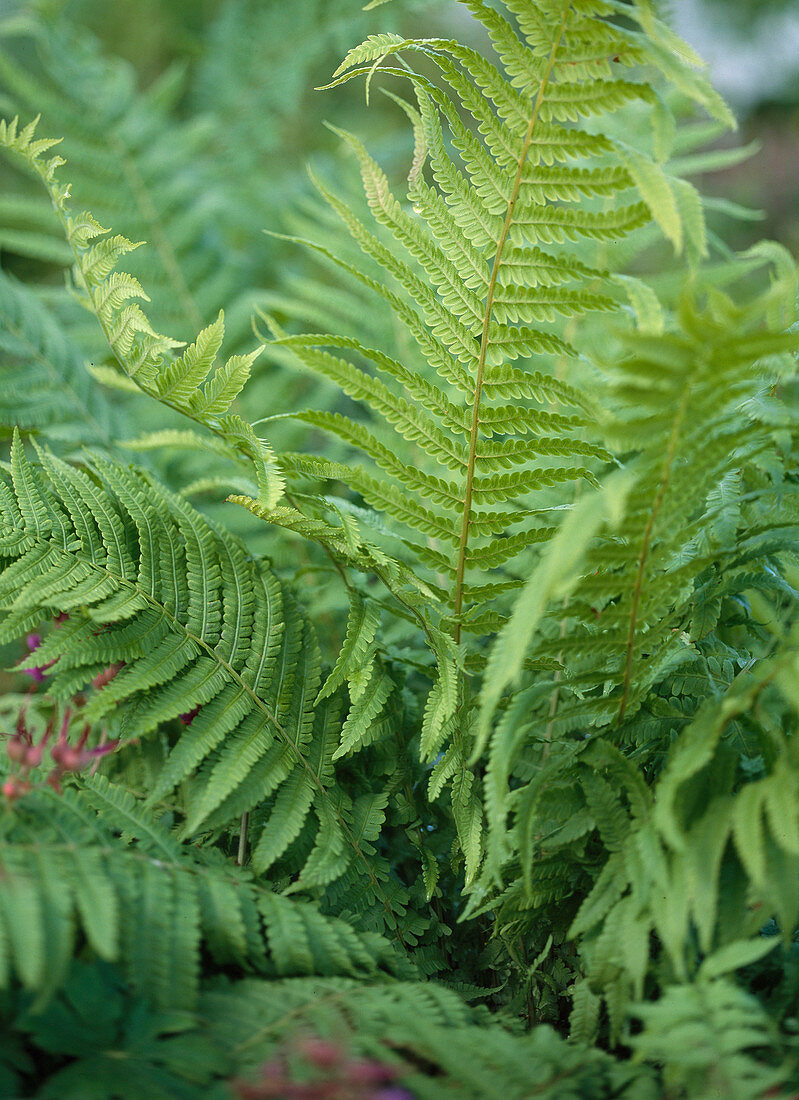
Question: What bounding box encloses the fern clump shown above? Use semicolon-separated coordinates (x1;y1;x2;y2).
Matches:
0;1;798;1097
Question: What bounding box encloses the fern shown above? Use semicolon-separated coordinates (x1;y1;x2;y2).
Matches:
0;778;404;1011
243;0;763;882
478;268;799;747
204;974;652;1100
0;268;122;449
0;13;250;341
0;433;426;942
631;978;787;1100
0;2;798;1095
275;0;730;638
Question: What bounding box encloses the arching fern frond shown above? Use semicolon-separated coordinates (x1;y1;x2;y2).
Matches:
0;778;405;1012
0;114;284;511
527;283;799;734
0;16;235;341
0;435;411;940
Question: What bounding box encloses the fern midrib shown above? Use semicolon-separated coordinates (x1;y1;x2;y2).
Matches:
618;382;692;721
112;133;204;333
452;4;571;646
13;529;405;946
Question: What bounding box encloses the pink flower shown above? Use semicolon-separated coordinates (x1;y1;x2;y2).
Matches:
51;716;118;773
20;632;56;683
3;703;119;804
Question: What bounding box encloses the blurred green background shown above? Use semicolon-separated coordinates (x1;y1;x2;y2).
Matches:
1;0;796;266
0;0;796;537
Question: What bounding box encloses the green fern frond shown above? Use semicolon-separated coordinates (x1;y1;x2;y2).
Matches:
262;4;746;825
204;972;651;1100
0;437;413;939
0;113;284;511
0;780;405;1011
631;979;785;1100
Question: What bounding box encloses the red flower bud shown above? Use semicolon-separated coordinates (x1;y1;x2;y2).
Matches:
296;1039;344;1070
24;742;44;768
2;776;32;802
50;739;68;765
6;738;27;764
57;745;85;771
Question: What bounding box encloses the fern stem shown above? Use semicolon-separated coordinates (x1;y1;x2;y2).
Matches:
237;811;249;866
452;5;571;645
618;385;691;720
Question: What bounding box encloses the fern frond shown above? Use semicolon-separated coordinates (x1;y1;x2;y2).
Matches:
271;0;735;716
0;437;414;940
204;972;651;1100
0;780;404;1010
0;115;284;511
631;979;785;1100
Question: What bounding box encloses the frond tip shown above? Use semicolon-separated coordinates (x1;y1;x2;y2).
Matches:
0;114;284;511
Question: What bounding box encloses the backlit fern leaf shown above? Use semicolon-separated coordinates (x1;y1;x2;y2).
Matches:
0;18;216;340
540;286;799;731
475;262;799;766
0;114;284;512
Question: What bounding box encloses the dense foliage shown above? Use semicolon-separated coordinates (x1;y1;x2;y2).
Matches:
1;1;798;1096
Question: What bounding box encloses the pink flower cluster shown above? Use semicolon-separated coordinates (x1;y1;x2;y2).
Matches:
3;706;119;801
2;619;121;803
231;1038;414;1100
